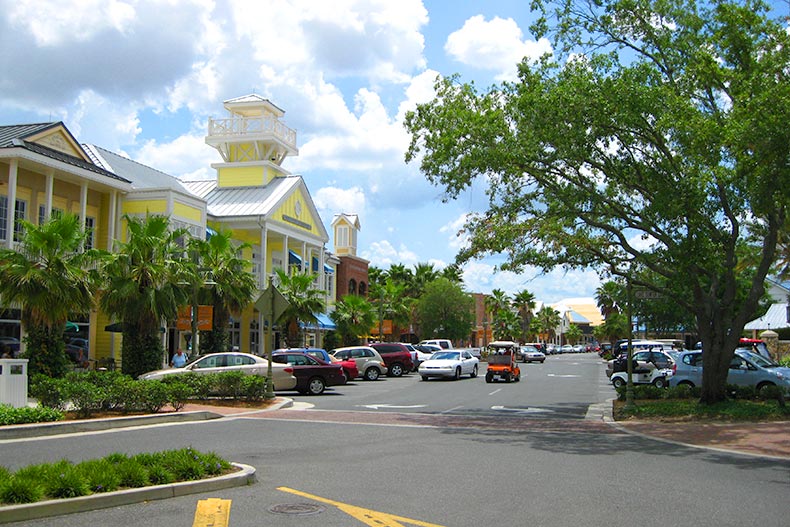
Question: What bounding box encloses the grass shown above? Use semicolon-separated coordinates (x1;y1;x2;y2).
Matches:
613;398;790;422
0;448;234;506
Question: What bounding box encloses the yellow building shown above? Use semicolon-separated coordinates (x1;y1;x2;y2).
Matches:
0;94;337;366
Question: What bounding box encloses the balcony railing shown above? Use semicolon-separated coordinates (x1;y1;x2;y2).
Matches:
208;116;297;149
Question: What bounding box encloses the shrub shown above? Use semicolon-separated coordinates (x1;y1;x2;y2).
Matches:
161;372;212;400
0;404;64;425
28;374;68;410
64;381;105;418
213;371;245;399
0;476;44;504
166;381;194;411
240;375;267;401
43;461;89;499
114;459;150;488
75;459;121;493
159;448;206;481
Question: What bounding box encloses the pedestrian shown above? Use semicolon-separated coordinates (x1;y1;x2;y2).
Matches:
170;348;188;368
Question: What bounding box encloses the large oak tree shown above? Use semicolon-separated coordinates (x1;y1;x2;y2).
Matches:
405;0;790;403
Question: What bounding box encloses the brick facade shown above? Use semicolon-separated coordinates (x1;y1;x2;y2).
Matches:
335;255;370;300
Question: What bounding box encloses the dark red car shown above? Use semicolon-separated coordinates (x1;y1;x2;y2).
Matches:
369;343;414;377
271;351;346;395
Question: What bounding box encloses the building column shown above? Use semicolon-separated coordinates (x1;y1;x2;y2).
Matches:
282;235;289;275
44;171;54;222
301;241;307;273
80;183;88;250
5;160;18;249
259;223;268;288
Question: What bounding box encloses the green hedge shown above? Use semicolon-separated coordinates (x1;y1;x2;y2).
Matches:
0;448;232;505
27;370;270;419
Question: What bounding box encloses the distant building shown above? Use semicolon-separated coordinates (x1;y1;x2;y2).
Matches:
332;213;369;299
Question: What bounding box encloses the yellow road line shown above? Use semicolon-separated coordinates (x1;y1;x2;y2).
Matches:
277;486;445;527
193;498;231;527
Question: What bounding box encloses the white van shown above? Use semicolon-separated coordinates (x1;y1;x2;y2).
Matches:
419;339;452;350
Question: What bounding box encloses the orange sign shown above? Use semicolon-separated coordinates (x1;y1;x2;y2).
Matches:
177;305;214;331
371;320;393;335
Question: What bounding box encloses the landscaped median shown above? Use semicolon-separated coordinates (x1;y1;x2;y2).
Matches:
0;449;256;524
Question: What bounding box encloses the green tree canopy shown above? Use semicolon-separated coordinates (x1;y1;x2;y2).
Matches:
416;278;474;342
405;0;790;403
331;294;376;346
275;268;326;348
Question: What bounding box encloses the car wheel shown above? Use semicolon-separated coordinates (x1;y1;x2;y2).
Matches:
515;372;521;382
540;359;545;363
307;377;325;395
470;365;478;378
485;373;493;383
364;367;380;381
421;375;429;381
756;381;776;394
612;376;626;389
677;380;695;388
653;377;668;389
389;363;404;377
504;372;511;383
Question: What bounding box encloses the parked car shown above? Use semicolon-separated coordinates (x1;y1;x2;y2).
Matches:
369;343;414;377
418;339;452;350
329;346;388;381
413;344;441;368
560;344;574;354
418;350;479;380
400;343;421;370
519;345;546;363
606;349;677;378
669;349;790;392
282;348;358;383
138;352;297;391
271;351;346;395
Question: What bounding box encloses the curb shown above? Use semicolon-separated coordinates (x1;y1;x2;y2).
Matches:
0;398;294;441
0;411;224;440
0;463;256;524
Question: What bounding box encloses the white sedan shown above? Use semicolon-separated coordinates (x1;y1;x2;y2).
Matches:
418;350;479;380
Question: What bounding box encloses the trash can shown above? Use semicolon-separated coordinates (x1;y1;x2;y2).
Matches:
0;359;29;408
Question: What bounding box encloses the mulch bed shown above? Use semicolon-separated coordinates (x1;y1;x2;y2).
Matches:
63;398;278;420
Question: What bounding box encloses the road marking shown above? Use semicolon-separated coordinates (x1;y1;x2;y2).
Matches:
441;405;464;413
488;388;502;396
278;487;445;527
358;404;427;410
491;405;554;414
193;498;231;527
546;373;580;378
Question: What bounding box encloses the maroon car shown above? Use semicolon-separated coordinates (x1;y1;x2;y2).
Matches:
369;343;414;377
271;351;346;395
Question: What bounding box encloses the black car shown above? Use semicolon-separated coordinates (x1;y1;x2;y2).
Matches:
271;351;346;395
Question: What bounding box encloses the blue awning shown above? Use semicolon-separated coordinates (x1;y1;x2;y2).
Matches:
206;226;218;239
300;313;336;330
312;256;333;274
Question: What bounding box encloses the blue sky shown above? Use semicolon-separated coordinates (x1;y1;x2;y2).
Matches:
0;0;607;303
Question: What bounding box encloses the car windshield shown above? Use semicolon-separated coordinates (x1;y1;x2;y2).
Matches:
739;350;778;368
432;352;460;360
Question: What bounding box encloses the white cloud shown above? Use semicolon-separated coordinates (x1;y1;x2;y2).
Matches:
444;15;552;81
439;213;470;250
314;186;367;221
135;132;217;180
361;240;418;268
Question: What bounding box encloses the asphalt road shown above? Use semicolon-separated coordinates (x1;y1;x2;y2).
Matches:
2;354;789;527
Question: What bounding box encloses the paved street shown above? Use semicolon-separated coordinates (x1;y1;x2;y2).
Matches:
1;354;789;527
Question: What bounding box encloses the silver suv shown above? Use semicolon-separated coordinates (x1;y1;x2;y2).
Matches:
669;349;790;392
329;346;388;381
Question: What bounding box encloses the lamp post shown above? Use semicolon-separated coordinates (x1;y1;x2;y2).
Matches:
265;274;276;400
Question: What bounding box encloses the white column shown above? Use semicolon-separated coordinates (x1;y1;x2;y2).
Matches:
5;160;18;249
108;191;117;250
44;171;54;221
282;235;289;275
301;241;307;273
259;223;268;288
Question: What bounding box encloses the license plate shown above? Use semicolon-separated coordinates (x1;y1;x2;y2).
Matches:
493;375;501;380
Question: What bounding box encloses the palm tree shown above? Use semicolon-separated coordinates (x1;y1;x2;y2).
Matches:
485;289;511;321
595;281;622;320
100;214;190;378
188;231;257;355
331;294;376;346
534;306;561;343
275;268;326;347
0;214;103;377
369;278;409;340
512;289;536;342
410;262;439;297
441;263;464;285
386;263;412;286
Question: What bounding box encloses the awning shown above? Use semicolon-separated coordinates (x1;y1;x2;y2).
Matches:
289;250;333;273
206;226;218;239
65;321;79;332
300;313;336;330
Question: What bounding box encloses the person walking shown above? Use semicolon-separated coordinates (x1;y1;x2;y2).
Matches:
170;348;188;368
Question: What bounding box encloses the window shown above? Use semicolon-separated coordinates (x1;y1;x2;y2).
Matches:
348;279;357;294
84;217;95;250
336;225;349;248
228;319;240;351
249;319;260;355
0;197;26;241
38;206;64;225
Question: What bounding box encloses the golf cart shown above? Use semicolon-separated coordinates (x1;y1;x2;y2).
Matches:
610;364;672;389
485;341;521;383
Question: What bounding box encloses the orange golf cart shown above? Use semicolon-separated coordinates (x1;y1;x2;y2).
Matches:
485;340;521;383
